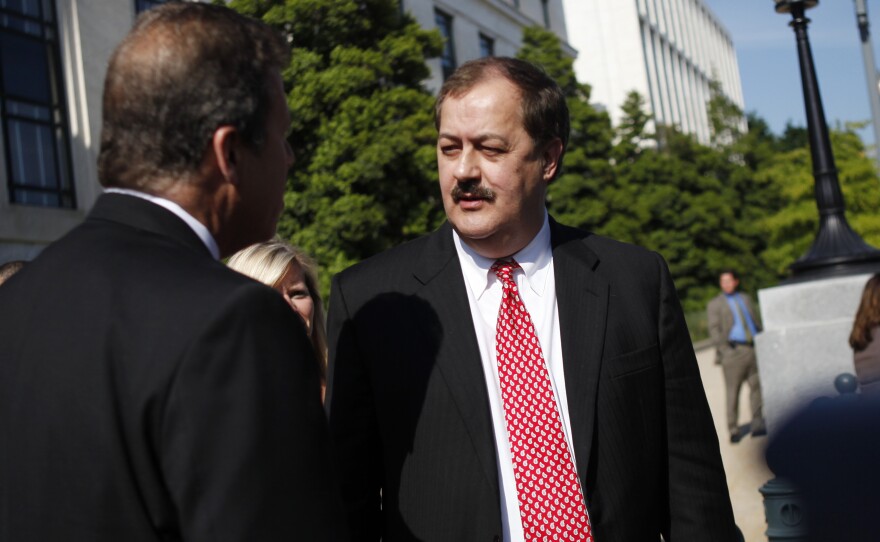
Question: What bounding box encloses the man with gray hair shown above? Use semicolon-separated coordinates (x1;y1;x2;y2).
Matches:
0;4;345;541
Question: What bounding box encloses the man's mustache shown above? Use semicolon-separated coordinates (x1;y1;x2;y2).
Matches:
451;183;496;203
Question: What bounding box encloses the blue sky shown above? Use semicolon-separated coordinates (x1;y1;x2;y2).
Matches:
704;0;880;145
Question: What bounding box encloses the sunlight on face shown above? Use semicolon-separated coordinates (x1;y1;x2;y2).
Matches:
275;262;314;335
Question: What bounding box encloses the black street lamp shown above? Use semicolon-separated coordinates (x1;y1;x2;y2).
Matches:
775;0;880;282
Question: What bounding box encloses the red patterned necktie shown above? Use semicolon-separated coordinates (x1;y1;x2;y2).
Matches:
492;259;594;541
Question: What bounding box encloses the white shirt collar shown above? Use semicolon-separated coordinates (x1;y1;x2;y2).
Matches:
453;212;552;300
104;187;221;260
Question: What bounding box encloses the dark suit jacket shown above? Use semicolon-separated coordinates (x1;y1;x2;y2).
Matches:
326;219;737;541
0;194;346;541
707;292;762;364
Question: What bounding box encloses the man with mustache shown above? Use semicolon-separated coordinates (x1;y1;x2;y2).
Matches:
326;57;738;541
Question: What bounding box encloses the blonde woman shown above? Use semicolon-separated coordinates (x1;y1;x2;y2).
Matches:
228;239;327;396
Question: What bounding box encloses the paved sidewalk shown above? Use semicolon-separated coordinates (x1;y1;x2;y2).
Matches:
694;346;772;542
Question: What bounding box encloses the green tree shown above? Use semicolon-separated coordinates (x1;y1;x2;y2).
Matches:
602;94;778;311
721;112;786;293
758;126;880;277
614;126;753;310
516;26;615;231
612;91;652;164
777;122;809;152
229;0;442;297
707;79;745;148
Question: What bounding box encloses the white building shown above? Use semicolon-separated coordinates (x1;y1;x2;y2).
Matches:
562;0;745;144
403;0;572;92
0;0;571;263
0;1;162;264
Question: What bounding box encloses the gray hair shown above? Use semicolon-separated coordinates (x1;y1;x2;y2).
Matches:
97;3;289;190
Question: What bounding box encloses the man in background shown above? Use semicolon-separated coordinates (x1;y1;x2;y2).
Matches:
0;4;345;541
708;268;766;443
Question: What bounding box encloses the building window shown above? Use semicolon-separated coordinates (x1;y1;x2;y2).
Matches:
135;0;167;13
541;0;551;28
512;0;520;8
435;9;456;80
0;0;75;208
479;33;494;58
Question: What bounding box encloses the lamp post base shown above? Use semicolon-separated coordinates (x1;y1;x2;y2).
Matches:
785;214;880;284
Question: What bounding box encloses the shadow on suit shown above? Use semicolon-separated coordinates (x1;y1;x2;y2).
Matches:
327;220;740;541
329;292;449;541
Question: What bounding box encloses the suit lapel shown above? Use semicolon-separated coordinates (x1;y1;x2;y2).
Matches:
744;294;762;331
550;220;608;490
413;224;499;495
408;220;610;498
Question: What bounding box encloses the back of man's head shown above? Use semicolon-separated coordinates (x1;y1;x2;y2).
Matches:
97;3;288;192
719;268;739;281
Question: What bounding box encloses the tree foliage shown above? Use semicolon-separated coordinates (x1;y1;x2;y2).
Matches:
757;126;880;277
514;27;880;311
707;79;744;148
509;27;879;312
516;26;614;232
229;0;442;297
223;6;880;316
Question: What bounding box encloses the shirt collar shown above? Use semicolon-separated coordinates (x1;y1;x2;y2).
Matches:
104;187;220;260
453;212;552;300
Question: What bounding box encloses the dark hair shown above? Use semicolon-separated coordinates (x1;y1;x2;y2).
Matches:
850;274;880;351
434;57;570;177
719;268;739;280
97;3;289;190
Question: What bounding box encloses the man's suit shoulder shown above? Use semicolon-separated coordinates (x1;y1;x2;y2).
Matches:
333;228;447;292
707;293;727;311
554;223;667;285
580;230;661;265
334;221;672;300
6;212;295;346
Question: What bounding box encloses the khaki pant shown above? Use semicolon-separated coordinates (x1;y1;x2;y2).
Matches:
720;343;765;437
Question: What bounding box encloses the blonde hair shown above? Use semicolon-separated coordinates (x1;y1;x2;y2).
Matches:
0;260;26;286
228;239;327;380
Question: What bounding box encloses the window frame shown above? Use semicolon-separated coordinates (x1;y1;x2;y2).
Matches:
135;0;167;14
0;0;76;209
479;33;494;58
434;9;457;81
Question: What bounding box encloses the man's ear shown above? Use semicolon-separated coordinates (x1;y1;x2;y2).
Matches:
541;138;564;181
209;126;239;184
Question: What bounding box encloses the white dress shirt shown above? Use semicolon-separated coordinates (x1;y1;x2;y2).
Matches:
452;213;577;542
104;187;220;260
